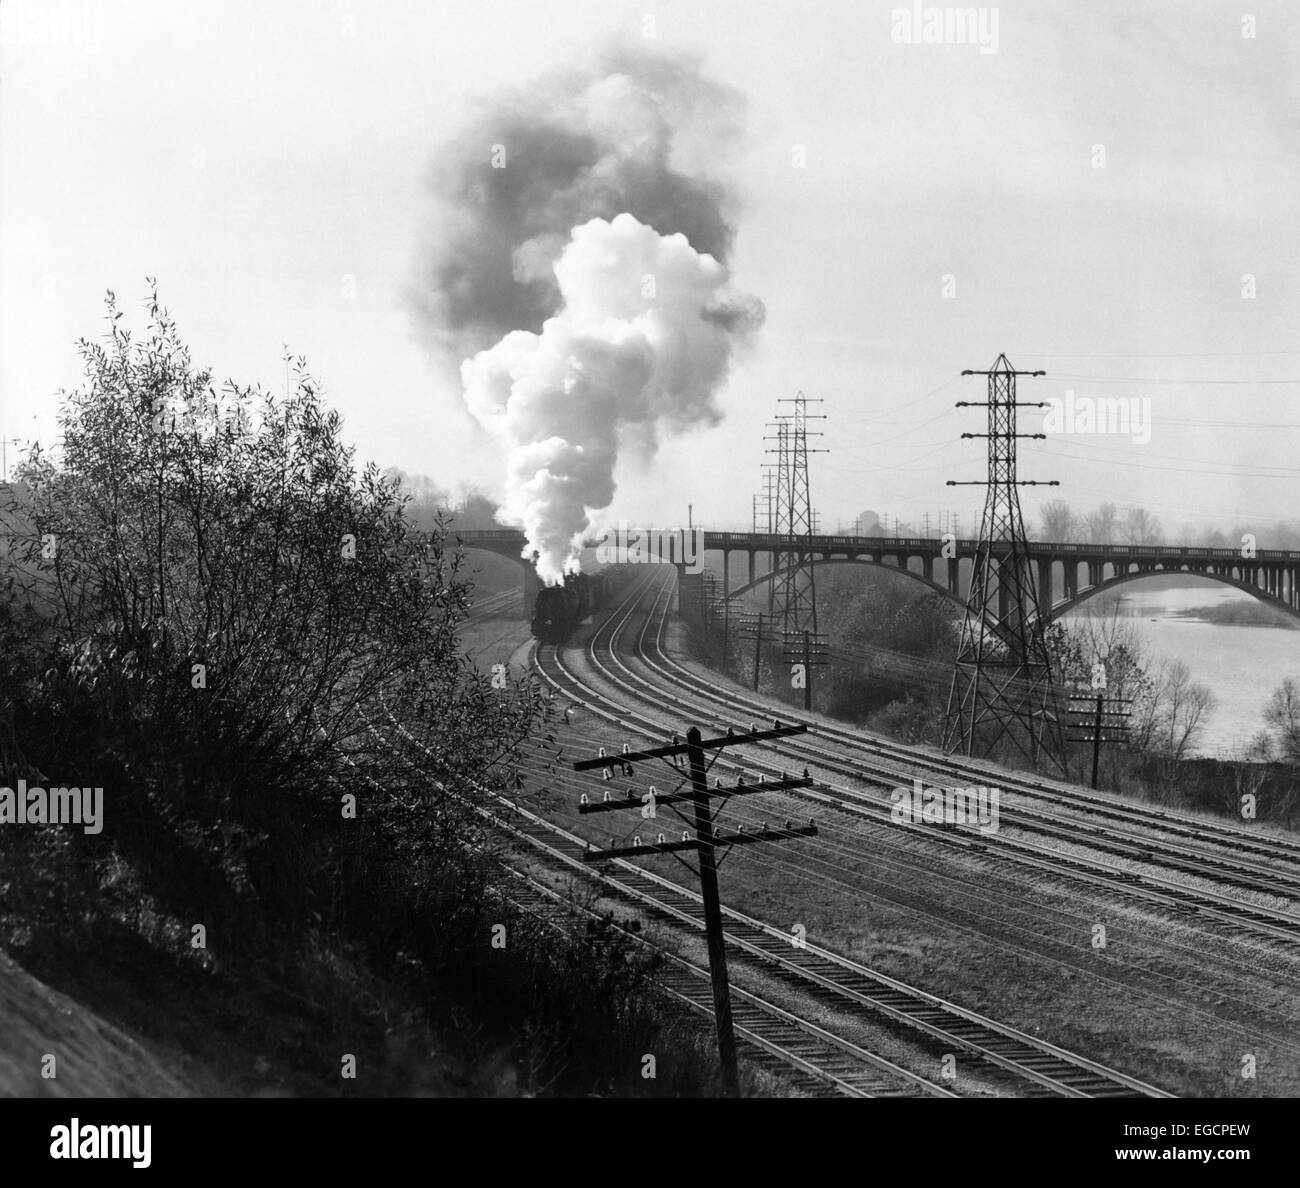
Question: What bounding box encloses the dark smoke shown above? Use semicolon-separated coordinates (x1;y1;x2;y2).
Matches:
410;42;748;361
411;42;763;582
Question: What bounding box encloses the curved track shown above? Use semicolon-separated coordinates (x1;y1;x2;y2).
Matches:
682;587;1300;865
557;568;1300;948
511;572;1174;1098
351;699;954;1097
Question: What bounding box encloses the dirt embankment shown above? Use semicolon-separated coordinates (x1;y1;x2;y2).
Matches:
0;948;197;1097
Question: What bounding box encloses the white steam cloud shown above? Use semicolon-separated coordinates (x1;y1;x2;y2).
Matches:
413;45;763;582
462;213;761;583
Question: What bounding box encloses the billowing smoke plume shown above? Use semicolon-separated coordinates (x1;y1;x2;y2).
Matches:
462;213;762;581
413;45;764;583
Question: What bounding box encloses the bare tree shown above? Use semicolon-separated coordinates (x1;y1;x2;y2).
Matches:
1263;677;1300;764
1039;499;1077;542
1121;505;1165;545
1222;731;1272;817
1085;501;1119;545
1048;607;1155;789
1146;659;1215;799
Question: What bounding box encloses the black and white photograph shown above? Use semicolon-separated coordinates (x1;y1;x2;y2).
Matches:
0;0;1296;1163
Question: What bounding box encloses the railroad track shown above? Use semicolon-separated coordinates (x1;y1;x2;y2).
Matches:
633;572;1300;892
498;866;955;1098
549;567;1300;947
370;576;1168;1098
465;587;519;620
666;584;1300;868
437;738;1168;1097
339;700;956;1098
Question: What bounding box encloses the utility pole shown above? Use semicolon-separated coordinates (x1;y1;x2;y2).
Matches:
0;436;22;483
944;354;1065;772
782;628;828;712
739;613;765;690
1065;690;1133;788
686;727;735;1094
708;588;733;671
574;724;817;1097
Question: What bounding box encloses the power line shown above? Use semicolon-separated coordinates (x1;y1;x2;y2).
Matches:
1020;349;1300;359
1047;374;1300;386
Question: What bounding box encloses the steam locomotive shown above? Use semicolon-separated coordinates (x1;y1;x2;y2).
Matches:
530;569;620;643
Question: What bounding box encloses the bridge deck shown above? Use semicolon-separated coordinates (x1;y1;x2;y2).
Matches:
457;528;1300;564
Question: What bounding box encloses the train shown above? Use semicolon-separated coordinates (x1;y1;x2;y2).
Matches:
530;568;622;643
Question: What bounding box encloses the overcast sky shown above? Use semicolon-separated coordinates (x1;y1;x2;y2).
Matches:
2;0;1298;539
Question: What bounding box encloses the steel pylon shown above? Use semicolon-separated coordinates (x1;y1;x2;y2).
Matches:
765;393;825;641
943;355;1067;772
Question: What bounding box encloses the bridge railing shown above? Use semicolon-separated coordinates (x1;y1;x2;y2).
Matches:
699;532;1300;562
459;527;1300;564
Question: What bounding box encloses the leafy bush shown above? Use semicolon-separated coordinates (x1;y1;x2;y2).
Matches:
1;284;538;963
0;287;791;1095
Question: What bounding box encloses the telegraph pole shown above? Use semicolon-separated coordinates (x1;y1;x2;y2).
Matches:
738;612;765;690
702;571;718;629
574;724;816;1097
0;436;22;483
1065;691;1133;788
782;628;828;712
687;727;735;1094
708;587;733;671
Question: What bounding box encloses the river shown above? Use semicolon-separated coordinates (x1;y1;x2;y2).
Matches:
1059;581;1300;757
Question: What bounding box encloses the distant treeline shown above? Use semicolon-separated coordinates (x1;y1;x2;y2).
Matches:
380;470;502;534
1029;498;1300;550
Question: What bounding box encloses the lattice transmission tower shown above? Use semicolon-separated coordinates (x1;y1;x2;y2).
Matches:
943;354;1066;771
752;465;776;533
763;393;826;640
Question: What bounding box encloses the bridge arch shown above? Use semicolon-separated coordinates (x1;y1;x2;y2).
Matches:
1044;568;1300;624
720;555;969;616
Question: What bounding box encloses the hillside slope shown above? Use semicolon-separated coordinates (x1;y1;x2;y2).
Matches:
0;948;197;1097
